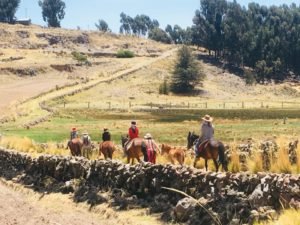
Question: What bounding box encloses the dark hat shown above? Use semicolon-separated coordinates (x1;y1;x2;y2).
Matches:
131;121;136;125
103;128;108;131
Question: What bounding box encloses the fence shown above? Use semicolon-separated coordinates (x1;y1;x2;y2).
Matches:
56;100;300;111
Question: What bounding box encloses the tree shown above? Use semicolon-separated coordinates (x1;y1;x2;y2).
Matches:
95;19;110;32
148;27;171;44
38;0;66;27
171;46;205;93
0;0;20;23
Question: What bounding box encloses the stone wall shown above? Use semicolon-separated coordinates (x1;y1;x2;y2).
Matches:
0;147;299;225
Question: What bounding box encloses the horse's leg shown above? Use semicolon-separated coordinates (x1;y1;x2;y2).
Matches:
213;158;219;172
193;157;199;167
205;159;208;171
127;155;130;164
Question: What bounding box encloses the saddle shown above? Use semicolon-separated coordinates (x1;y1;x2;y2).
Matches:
198;139;219;154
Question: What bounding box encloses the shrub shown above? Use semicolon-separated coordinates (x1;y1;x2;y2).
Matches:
116;49;135;58
159;79;169;95
71;51;88;63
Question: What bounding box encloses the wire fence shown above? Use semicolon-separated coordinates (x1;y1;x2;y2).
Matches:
55;100;300;111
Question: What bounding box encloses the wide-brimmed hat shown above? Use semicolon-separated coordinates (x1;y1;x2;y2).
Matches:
144;133;152;139
82;131;88;135
131;121;136;125
72;127;77;131
103;128;108;131
202;114;213;122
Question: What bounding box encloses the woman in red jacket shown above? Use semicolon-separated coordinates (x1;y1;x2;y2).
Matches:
128;121;139;140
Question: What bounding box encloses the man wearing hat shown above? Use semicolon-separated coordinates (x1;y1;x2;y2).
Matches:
102;128;111;142
81;131;92;159
195;115;214;155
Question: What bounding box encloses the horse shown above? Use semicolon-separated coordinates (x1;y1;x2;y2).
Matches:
161;144;185;165
67;138;83;157
187;132;228;172
99;141;116;159
82;142;92;159
121;136;146;164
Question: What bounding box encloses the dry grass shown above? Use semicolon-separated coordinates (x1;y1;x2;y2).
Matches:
255;209;300;225
228;142;241;173
248;151;264;173
270;137;292;174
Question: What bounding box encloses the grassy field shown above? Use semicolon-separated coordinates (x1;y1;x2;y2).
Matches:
2;108;300;144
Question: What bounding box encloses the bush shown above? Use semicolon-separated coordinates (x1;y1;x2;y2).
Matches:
116;49;135;58
71;51;91;65
159;79;169;95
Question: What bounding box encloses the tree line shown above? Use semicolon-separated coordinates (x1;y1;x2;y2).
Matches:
0;0;190;44
192;0;300;82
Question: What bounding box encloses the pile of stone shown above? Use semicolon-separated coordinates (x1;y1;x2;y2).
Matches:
0;147;299;225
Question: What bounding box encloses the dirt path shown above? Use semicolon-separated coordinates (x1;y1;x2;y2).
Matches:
8;47;177;126
0;76;69;115
0;179;163;225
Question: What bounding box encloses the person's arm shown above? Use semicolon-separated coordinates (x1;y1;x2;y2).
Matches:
136;127;139;137
108;132;111;140
152;140;161;154
102;133;105;141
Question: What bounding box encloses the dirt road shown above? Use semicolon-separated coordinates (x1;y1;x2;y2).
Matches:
0;76;69;115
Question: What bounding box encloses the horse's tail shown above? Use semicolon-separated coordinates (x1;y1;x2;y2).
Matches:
218;142;225;164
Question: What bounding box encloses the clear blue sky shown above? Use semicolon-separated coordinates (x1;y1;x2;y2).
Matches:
16;0;298;32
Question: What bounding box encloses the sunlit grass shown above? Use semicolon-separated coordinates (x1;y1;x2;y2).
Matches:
255;209;300;225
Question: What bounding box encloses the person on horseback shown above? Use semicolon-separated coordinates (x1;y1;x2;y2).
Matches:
129;121;139;140
194;115;214;157
124;121;139;153
102;128;111;142
144;133;160;164
70;127;78;140
82;131;91;145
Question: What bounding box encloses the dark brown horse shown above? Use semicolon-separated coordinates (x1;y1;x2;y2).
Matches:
67;138;83;156
121;136;146;164
161;144;185;165
187;132;228;172
99;141;116;159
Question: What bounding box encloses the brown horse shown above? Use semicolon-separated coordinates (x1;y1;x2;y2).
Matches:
99;141;116;159
187;132;228;172
161;144;185;165
121;136;145;164
67;138;83;156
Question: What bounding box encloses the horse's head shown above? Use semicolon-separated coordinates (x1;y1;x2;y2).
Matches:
187;131;198;149
161;144;170;155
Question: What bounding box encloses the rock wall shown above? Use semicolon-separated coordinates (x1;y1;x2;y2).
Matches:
0;147;299;225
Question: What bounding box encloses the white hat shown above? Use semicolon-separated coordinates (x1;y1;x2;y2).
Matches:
202;114;213;122
144;133;152;139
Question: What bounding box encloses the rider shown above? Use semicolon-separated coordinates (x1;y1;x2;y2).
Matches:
82;131;91;145
124;121;139;152
70;127;78;140
102;128;111;142
194;115;214;156
128;120;139;140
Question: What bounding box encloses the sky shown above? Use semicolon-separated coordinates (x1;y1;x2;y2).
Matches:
16;0;299;32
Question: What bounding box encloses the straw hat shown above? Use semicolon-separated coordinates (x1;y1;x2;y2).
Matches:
202;114;213;122
82;131;88;135
144;133;152;139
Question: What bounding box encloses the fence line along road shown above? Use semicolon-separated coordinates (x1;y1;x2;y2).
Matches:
58;100;300;110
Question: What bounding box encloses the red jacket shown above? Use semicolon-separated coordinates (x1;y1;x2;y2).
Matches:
128;127;139;139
